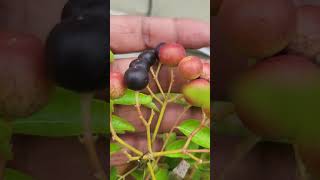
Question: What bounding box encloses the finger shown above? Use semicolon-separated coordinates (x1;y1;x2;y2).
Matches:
110;58;210;94
113;103;202;133
110;134;163;166
110;16;210;53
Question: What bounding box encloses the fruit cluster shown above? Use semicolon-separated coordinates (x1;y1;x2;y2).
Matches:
111;42;210;116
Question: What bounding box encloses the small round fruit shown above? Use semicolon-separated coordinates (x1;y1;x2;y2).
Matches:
155;42;166;59
46;16;107;92
201;62;210;81
129;59;150;71
110;71;126;99
182;79;210;107
138;50;157;66
287;5;320;60
124;67;149;91
231;55;320;139
61;0;107;20
178;56;203;80
0;32;52;118
218;0;296;59
159;43;186;66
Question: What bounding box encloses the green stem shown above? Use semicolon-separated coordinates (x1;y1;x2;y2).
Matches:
147;162;156;180
110;119;143;156
80;94;107;180
129;149;210;161
152;101;167;142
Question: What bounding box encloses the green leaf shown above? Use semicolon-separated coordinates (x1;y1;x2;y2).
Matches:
110;167;117;180
143;102;160;112
165;139;198;158
162;133;176;146
177;119;210;148
155;168;169;180
4;168;33;180
131;170;144;180
110;143;121;155
10;87;107;137
0;120;11;142
0;142;12;160
112;115;135;134
113;89;152;106
164;157;181;170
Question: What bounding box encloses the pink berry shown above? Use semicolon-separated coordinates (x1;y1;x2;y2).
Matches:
110;71;126;99
200;62;210;81
159;43;186;66
178;56;203;80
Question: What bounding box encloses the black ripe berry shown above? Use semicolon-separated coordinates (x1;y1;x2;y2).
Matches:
46;16;107;92
124;68;149;91
61;0;107;21
129;59;150;71
155;42;166;59
138;50;157;66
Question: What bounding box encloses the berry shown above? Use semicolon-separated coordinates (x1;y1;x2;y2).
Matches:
61;0;107;21
0;32;52;118
138;50;157;66
155;42;166;59
124;68;149;91
110;71;126;99
178;56;203;80
182;79;210;108
159;43;186;67
200;62;210;81
129;59;150;71
46;16;107;92
232;55;320;139
218;0;296;59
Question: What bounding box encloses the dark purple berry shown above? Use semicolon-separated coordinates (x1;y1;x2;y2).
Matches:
138;50;157;66
124;67;149;90
155;42;166;59
129;59;150;71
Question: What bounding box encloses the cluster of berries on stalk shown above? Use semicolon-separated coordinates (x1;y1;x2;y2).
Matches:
110;42;210;117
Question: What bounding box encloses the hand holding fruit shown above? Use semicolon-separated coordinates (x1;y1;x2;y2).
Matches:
110;16;210;172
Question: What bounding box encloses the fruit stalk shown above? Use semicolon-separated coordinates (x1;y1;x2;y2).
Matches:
80;94;107;180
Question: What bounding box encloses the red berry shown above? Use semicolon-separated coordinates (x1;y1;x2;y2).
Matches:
159;43;186;66
200;62;210;81
110;71;126;99
0;32;52;118
178;56;203;80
